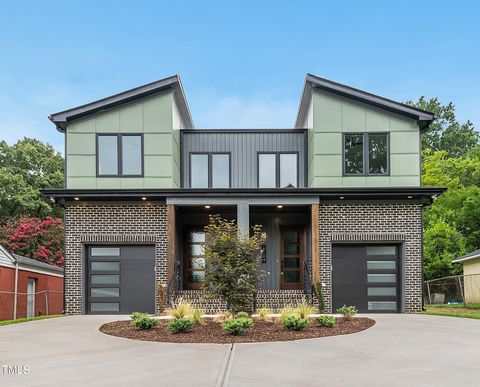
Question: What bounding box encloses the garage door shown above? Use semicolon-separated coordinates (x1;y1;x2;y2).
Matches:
86;245;155;314
332;244;400;313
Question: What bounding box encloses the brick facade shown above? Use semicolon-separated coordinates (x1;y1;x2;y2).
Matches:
64;203;167;315
318;202;423;313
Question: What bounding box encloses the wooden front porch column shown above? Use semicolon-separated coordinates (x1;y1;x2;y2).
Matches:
311;203;320;284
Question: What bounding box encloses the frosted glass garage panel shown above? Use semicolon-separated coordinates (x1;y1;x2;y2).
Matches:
368;287;397;296
368;301;397;311
91;261;120;271
91;275;120;285
90;302;120;312
366;245;396;256
367;261;396;270
91;288;120;298
91;247;120;256
367;274;396;283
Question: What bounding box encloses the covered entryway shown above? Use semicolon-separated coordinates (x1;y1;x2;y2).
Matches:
86;245;155;314
332;244;400;313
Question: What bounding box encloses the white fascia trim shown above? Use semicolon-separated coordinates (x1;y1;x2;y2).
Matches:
18;265;64;278
452;254;480;264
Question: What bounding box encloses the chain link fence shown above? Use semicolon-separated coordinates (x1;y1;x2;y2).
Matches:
0;290;64;321
424;274;480;305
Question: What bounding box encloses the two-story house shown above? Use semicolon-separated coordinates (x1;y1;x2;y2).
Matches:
43;74;444;315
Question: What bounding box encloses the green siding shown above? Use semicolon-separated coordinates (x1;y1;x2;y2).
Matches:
66;91;181;189
308;89;421;188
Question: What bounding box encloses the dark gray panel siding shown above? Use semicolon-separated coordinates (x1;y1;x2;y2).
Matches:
182;131;307;188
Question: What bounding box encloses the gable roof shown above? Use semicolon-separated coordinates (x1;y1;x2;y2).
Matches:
295;73;435;130
49;74;194;132
12;253;64;273
452;249;480;264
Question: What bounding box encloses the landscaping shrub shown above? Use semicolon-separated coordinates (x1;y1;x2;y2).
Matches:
279;306;296;323
282;315;309;331
236;311;249;318
336;305;358;321
256;307;272;322
130;312;147;321
132;315;159;330
221;317;253;335
190;308;205;325
166;301;192;319
295;301;316;318
168;318;194;333
316;315;336;328
313;281;325;313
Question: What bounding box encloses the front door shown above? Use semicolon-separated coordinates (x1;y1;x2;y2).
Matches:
280;226;304;290
27;278;36;318
183;228;206;290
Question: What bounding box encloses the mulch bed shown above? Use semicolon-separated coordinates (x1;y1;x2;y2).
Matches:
99;317;375;344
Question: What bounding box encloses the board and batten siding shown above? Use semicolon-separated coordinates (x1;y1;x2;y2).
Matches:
65;91;182;189
182;130;307;188
309;89;421;188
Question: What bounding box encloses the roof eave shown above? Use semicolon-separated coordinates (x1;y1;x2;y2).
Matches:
49;74;194;132
295;74;435;131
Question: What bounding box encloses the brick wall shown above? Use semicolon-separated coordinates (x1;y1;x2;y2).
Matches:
318;202;422;313
64;203;167;315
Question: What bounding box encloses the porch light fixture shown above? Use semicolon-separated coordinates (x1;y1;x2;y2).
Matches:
407;196;413;199
74;197;80;201
141;197;147;201
277;205;283;209
339;196;344;200
205;205;211;209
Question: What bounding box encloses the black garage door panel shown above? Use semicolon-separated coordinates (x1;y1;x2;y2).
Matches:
87;245;155;314
332;244;400;313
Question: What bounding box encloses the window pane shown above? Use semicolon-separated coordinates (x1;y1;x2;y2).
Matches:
91;247;120;256
189;271;205;283
367;261;396;270
284;243;300;254
284;271;300;283
191;244;205;256
368;301;397;311
280;154;297;187
368;134;388;174
98;136;118;175
122;135;142;175
90;302;120;312
258;154;276;188
367;245;396;256
191;154;209;188
284;257;300;269
284;231;299;243
190;231;205;243
368;287;396;296
212;154;230;188
91;262;120;271
190;258;205;270
91;288;120;298
368;274;396;283
91;275;120;285
344;134;364;174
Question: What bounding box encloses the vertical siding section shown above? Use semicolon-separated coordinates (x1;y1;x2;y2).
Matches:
182;130;307;188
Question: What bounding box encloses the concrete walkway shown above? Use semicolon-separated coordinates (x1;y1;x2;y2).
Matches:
0;314;478;387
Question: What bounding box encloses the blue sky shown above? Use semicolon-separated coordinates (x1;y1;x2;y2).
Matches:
0;0;479;152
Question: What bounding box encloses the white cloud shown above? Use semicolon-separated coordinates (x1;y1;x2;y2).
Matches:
190;90;298;129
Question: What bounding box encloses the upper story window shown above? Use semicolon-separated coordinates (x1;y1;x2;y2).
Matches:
258;152;298;188
97;134;143;177
344;133;389;176
190;153;230;188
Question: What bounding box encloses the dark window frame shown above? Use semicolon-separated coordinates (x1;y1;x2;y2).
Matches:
343;132;390;176
96;133;144;177
257;151;299;188
189;152;232;188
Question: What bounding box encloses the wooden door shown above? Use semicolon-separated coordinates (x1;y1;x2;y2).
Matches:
280;226;304;290
183;227;206;290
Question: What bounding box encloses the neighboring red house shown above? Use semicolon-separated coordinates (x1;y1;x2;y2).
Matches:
0;245;64;320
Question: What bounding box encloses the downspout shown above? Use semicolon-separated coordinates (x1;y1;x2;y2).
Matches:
13;260;19;320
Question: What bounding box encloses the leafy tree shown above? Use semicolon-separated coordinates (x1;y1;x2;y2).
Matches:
0;138;64;222
203;215;265;313
0;217;64;266
406;97;479;157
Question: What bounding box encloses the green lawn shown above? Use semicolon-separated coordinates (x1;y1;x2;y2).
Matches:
419;304;480;319
0;314;63;326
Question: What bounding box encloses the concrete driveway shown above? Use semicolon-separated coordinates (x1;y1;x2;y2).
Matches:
0;314;478;387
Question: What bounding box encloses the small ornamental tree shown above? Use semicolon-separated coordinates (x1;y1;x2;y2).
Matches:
203;215;265;313
0;217;64;267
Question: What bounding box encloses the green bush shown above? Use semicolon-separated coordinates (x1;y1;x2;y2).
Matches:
336;305;358;320
221;317;253;335
133;315;159;330
282;315;309;331
236;311;249;318
316;315;336;328
168;318;194;333
130;312;147;321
